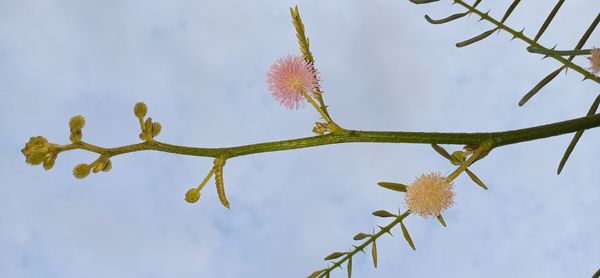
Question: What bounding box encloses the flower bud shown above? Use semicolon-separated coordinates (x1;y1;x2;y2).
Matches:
151;122;162;137
72;163;91;179
185;188;201;203
69;115;86;131
134;102;148;118
101;159;112;172
22;136;51;165
43;154;57;170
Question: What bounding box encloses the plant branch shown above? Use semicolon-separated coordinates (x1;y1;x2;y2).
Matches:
50;113;600;160
317;211;412;278
453;0;600;84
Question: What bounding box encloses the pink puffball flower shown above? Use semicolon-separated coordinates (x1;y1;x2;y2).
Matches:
267;55;319;109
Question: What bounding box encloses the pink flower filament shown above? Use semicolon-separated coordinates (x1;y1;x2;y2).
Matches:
267;55;318;109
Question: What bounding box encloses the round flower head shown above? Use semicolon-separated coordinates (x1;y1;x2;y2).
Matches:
267;55;318;109
405;172;455;218
588;47;600;74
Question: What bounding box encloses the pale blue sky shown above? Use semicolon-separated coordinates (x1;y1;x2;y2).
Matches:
1;0;599;277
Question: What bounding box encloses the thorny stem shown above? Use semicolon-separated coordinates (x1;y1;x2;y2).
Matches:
453;0;600;84
51;113;600;160
318;211;412;278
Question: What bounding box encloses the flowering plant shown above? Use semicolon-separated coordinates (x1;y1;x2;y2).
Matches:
19;1;600;277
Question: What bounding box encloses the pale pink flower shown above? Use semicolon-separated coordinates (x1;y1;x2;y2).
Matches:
267;55;318;109
589;48;600;74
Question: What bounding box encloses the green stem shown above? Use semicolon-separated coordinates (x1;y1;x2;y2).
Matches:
318;211;411;278
446;140;492;181
453;0;600;84
53;113;600;159
527;46;592;56
197;167;216;191
301;89;341;132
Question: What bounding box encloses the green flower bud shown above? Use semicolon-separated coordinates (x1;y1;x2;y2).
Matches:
22;136;51;165
102;159;112;172
43;154;57;170
73;163;91;179
185;188;201;203
151;122;161;137
312;122;326;135
134;102;148;118
69;115;86;131
69;130;83;143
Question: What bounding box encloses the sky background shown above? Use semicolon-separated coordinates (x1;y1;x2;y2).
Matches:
1;0;599;277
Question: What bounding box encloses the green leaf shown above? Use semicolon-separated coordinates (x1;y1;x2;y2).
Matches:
400;221;416;251
568;13;600;61
347;256;352;278
371;240;378;268
436;214;447;227
353;233;371;241
500;0;521;24
519;66;564;106
455;28;497;48
431;144;459;164
307;269;326;278
324;252;347;260
533;0;564;42
372;210;397;218
409;0;441;4
465;169;488;190
557;94;600;174
424;12;469;25
377;182;407;192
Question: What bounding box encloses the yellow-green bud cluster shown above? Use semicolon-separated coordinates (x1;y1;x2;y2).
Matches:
22;136;53;165
134;102;162;141
69;115;86;143
72;163;91;179
312;122;330;135
91;156;112;173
